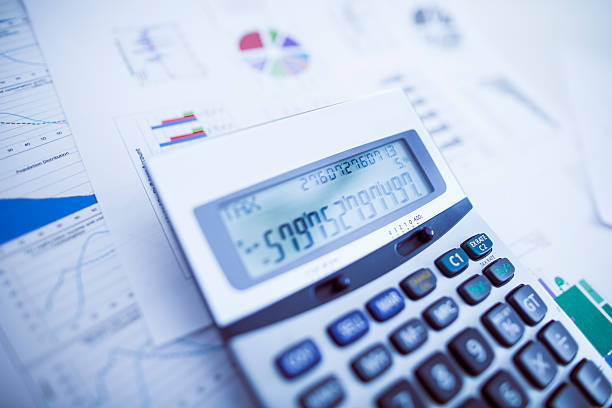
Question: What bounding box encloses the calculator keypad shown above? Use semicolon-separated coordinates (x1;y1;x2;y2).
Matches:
236;224;611;407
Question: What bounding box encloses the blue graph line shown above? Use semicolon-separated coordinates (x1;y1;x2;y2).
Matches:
0;112;66;125
91;338;224;407
44;230;114;333
0;51;46;67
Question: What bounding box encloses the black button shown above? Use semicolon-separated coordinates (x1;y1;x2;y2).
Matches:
299;375;344;408
376;379;424;408
482;303;525;347
546;383;592;408
457;397;488;408
400;268;436;300
483;258;514;286
571;359;612;406
389;318;428;355
435;248;469;277
415;352;462;403
506;284;547;325
513;341;557;389
457;274;491;305
422;296;459;330
448;328;494;376
461;233;493;260
350;343;392;382
482;370;528;408
538;321;578;365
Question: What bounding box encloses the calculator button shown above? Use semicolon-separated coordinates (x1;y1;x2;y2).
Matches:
422;296;459;330
570;359;611;406
350;343;392;382
448;328;494;376
461;233;493;260
299;375;345;408
366;288;405;322
538;321;578;365
435;248;469;277
506;284;547;325
483;258;514;286
514;341;557;389
482;303;524;347
327;310;369;347
389;318;428;355
457;274;491;305
457;397;487;408
482;370;528;408
376;379;424;408
275;338;321;379
415;352;462;403
400;268;436;300
546;383;591;408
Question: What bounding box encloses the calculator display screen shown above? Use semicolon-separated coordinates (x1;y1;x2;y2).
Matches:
219;140;433;280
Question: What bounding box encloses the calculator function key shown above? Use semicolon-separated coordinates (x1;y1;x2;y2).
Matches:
299;375;345;408
276;339;321;379
400;268;436;300
448;328;494;376
570;359;612;406
506;284;547;325
389;318;428;355
538;321;578;365
461;233;493;260
350;343;392;382
415;352;463;403
376;379;424;408
513;341;557;389
435;248;469;277
483;258;515;287
457;274;491;305
327;310;369;347
422;296;459;330
482;303;524;347
546;383;592;408
366;288;405;322
482;370;528;408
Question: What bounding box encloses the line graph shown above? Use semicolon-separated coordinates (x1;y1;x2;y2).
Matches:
43;230;114;334
0;112;66;125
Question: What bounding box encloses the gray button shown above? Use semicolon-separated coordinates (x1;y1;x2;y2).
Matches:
514;341;557;389
482;303;524;347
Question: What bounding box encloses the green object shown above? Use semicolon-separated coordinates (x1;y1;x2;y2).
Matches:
269;29;278;43
192;127;203;132
183;111;194;116
603;304;612;320
555;276;565;289
579;279;603;304
555;286;612;356
270;60;285;77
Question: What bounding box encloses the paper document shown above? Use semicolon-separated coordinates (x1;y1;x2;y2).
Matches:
0;0;251;406
23;0;612;367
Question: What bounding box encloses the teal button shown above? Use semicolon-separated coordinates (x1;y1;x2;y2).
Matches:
435;248;469;277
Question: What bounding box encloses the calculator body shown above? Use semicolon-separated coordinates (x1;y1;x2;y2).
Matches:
148;91;611;407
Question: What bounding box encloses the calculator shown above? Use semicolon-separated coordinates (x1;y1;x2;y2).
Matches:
148;90;611;407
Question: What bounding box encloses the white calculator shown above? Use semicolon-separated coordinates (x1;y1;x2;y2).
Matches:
148;90;611;407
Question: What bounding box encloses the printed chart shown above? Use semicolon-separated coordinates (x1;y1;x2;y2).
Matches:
114;24;206;84
239;29;309;76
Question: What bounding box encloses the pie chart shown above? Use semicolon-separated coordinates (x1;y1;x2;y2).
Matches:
238;29;309;77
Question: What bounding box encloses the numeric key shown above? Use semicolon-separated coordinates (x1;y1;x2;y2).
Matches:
376;379;424;408
482;370;528;408
449;328;494;376
415;352;462;403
